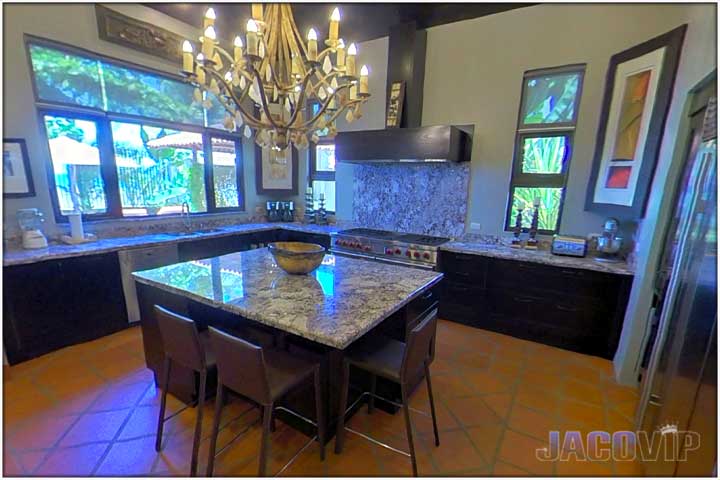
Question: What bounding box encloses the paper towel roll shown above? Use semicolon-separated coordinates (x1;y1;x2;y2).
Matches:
68;212;84;240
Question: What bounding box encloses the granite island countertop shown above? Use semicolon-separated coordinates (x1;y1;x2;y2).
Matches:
440;241;634;276
132;249;443;349
3;222;342;267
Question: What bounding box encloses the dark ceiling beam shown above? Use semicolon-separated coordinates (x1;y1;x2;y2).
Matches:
145;3;536;44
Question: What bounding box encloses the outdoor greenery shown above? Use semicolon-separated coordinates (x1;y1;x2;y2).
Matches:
510;187;562;231
30;44;204;125
522;73;580;125
521;136;566;174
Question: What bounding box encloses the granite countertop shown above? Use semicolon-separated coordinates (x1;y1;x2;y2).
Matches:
441;241;635;276
3;223;341;267
133;249;443;349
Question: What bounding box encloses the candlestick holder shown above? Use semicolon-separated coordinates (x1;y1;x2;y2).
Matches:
511;207;524;249
315;195;328;225
526;205;540;250
304;188;315;224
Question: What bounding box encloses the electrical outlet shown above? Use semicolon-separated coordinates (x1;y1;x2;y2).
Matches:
470;222;482;232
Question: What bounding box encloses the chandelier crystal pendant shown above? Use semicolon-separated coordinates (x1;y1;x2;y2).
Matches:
181;4;371;151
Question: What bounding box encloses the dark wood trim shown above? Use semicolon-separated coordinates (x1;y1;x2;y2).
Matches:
584;24;687;218
3;138;36;198
254;145;299;196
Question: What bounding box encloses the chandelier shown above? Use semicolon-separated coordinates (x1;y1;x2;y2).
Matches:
181;4;370;151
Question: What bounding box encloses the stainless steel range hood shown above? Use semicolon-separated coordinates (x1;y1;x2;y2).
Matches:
335;22;473;164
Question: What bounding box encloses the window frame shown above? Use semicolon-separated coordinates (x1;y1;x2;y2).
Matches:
309;139;336;213
28;35;246;223
505;63;586;234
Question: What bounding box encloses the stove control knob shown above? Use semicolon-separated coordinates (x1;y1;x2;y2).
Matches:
395;248;402;254
413;251;420;259
385;248;393;255
423;252;431;260
405;250;411;257
364;245;371;251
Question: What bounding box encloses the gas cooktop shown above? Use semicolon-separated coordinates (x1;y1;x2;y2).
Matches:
331;228;450;269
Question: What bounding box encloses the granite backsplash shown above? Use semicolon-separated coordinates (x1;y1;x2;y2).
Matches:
352;163;470;238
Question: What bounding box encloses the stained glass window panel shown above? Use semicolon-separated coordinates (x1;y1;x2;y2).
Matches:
314;144;336;172
509;187;562;231
521;73;581;125
30;44;104;108
521;136;568;174
43;115;107;215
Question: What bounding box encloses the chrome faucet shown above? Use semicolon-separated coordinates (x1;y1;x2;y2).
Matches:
181;202;192;232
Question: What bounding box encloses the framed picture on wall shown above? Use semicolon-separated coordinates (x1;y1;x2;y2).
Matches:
386;81;405;128
3;138;35;198
254;145;299;195
585;25;686;217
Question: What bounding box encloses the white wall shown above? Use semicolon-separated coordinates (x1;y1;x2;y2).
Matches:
2;3;305;238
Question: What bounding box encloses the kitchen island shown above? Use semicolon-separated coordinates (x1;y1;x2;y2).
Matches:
133;248;442;437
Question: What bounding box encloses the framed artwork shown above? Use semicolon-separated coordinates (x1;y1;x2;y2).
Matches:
386;81;405;128
254;145;298;195
586;25;686;217
3;138;35;198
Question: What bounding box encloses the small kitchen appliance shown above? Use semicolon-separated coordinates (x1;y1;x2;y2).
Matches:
551;235;588;257
17;208;48;249
331;228;450;270
596;217;624;262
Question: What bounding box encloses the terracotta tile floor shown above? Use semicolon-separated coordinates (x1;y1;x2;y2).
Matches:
3;320;643;476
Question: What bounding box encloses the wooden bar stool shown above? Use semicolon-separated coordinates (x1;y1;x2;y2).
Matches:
205;327;325;477
154;305;217;477
335;308;440;477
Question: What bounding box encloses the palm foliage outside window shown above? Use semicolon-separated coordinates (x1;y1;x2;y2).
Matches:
506;65;585;233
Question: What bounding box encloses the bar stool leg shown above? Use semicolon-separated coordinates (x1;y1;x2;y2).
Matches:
206;384;225;477
155;356;172;452
190;369;207;477
334;360;350;454
368;374;377;414
424;363;440;447
401;383;418;477
259;403;274;477
313;367;326;460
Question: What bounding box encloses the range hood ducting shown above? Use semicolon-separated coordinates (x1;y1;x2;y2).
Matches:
336;125;472;163
335;21;473;164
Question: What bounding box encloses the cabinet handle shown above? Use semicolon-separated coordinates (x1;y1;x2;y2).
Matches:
421;291;434;300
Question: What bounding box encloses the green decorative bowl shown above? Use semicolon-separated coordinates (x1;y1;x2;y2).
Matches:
268;242;326;275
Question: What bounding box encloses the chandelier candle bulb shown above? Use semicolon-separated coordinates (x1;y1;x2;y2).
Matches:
195;53;206;84
203;7;216;29
246;19;259;56
329;8;340;42
307;28;318;62
346;43;357;76
336;39;346;67
202;26;216;58
359;65;369;94
291;54;301;77
252;3;263;22
182;40;194;73
233;36;244;63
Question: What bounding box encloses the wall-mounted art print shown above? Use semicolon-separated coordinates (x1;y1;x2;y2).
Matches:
386;81;405;128
95;5;185;63
255;146;299;195
3;139;35;198
586;25;686;218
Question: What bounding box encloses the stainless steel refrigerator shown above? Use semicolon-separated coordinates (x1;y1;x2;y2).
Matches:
636;86;717;476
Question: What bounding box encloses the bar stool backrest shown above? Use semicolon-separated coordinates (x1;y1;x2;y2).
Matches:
400;308;438;382
208;327;272;405
155;305;206;371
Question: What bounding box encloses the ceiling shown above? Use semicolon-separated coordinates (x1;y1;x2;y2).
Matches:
147;3;535;44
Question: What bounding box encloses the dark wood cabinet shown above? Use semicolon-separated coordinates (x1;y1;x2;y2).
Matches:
177;234;254;261
438;251;632;359
3;253;128;364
